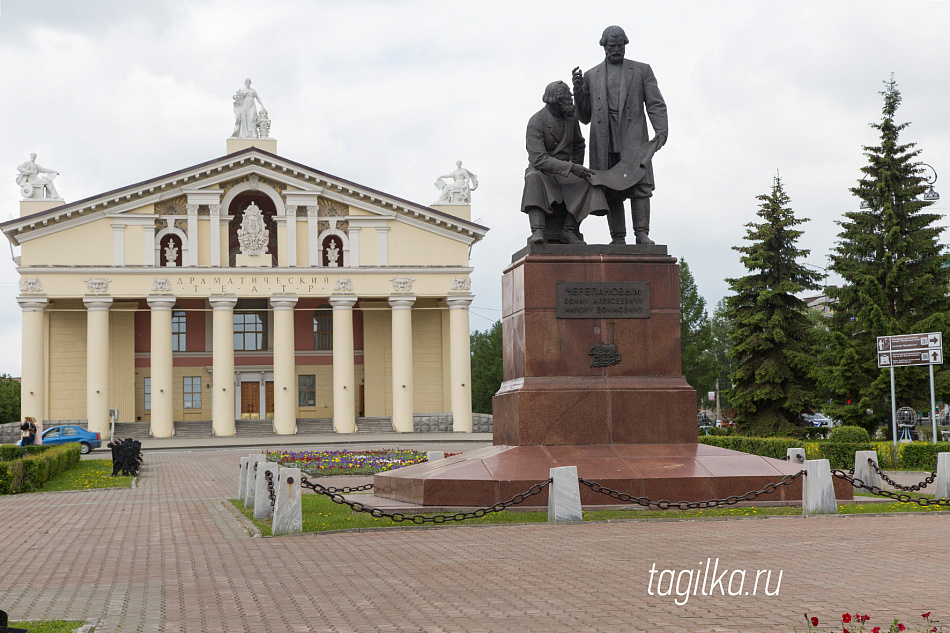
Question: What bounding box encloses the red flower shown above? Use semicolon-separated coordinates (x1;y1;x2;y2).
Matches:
811;617;819;627
922;613;932;619
872;627;881;633
843;614;852;623
898;624;906;631
843;628;850;633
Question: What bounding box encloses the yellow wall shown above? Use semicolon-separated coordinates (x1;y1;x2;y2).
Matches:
276;223;288;267
295;220;307;267
109;307;136;423
197;218;211;266
135;368;213;422
21;217;115;267
47;304;86;420
127;204;155;214
362;303;388;416
359;229;379;267
387;221;468;266
412;300;446;412
124;225;146;266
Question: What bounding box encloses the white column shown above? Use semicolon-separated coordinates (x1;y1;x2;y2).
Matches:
271;294;298;435
348;226;360;267
147;295;176;438
307;206;319;267
186;204;199;267
210;204;221;267
113;225;126;266
143;224;155;266
18;296;48;438
377;226;389;266
329;295;357;433
446;295;473;432
210;295;238;436
285;206;297;267
389;295;415;432
84;296;113;436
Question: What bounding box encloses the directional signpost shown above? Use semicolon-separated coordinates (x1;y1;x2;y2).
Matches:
877;332;943;446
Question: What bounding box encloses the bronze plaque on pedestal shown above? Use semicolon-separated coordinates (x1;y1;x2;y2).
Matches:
555;281;650;318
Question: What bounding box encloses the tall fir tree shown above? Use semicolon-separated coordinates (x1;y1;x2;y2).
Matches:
470;320;503;414
725;175;823;435
817;77;950;434
679;259;716;407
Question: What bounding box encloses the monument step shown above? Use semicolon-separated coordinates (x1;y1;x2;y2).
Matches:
356;417;394;433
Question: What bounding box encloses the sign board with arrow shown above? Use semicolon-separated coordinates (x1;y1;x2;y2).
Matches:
876;332;943;367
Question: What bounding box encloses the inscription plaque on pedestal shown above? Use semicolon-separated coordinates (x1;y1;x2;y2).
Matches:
556;281;649;318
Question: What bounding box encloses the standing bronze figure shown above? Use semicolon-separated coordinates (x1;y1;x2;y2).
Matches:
573;25;668;244
521;81;608;245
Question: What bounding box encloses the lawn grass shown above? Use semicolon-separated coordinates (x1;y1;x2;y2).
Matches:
37;458;134;493
8;620;87;632
231;491;950;536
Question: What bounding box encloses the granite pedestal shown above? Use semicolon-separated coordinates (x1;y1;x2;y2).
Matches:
375;245;851;506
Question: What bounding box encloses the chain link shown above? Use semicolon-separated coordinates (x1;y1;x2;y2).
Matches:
831;469;950;506
865;458;936;492
579;472;806;510
315;482;375;494
264;469;276;508
300;477;551;524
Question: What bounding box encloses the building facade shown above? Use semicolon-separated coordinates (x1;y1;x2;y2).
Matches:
3;136;486;438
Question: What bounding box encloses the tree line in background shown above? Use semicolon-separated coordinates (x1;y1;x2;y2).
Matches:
471;77;949;438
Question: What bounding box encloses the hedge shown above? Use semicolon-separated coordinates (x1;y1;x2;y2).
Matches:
698;435;949;471
829;426;871;444
0;443;82;495
0;444;54;461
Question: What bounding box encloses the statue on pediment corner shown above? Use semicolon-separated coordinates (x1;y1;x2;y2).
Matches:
231;78;266;139
433;161;478;205
16;153;61;200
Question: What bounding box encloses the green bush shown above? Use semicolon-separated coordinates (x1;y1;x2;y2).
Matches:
898;443;950;471
0;444;54;461
698;436;803;459
3;444;81;494
830;426;871;443
817;442;872;470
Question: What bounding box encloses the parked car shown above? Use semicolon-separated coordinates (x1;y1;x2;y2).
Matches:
802;413;839;428
41;425;102;454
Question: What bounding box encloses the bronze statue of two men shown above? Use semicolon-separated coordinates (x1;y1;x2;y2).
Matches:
521;25;668;245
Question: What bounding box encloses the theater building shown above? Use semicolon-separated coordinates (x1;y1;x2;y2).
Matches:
3;133;486;438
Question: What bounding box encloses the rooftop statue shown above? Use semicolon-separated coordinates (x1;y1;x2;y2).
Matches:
572;25;668;244
434;161;478;205
231;78;267;139
16;153;61;200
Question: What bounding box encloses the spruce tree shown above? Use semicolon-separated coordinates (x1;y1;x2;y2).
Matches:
818;77;950;434
679;259;716;407
725;175;823;435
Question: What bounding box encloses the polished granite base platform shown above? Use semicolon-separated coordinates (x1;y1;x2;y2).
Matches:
373;443;854;507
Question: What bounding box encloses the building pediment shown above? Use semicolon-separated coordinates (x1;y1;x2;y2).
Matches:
2;147;487;246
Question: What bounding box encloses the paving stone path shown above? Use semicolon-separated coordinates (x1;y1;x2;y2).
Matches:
1;448;948;632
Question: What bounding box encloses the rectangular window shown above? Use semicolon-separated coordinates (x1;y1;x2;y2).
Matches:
183;376;202;409
298;375;316;407
234;299;268;351
172;310;187;352
144;377;151;411
314;309;333;351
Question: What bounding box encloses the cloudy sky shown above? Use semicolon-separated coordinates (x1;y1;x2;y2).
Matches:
1;0;949;376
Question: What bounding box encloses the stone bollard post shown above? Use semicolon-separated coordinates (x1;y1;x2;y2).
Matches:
273;467;303;536
254;461;279;521
548;466;583;522
238;457;251;499
244;454;264;508
803;459;838;516
786;448;805;465
426;451;445;461
935;452;950;500
853;450;882;489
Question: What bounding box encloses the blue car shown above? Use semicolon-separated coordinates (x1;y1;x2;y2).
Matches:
40;425;102;454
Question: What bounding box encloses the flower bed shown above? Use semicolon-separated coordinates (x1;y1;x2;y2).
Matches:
267;449;455;477
805;611;943;632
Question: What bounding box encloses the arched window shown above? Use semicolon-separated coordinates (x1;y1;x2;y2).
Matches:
159;233;184;267
314;305;332;350
171;309;186;352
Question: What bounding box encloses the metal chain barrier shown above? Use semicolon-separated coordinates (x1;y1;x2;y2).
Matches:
300;476;551;524
316;482;375;494
264;469;276;508
831;469;950;507
579;471;806;510
866;458;936;492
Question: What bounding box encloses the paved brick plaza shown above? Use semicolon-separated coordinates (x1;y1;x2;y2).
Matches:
1;446;947;632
